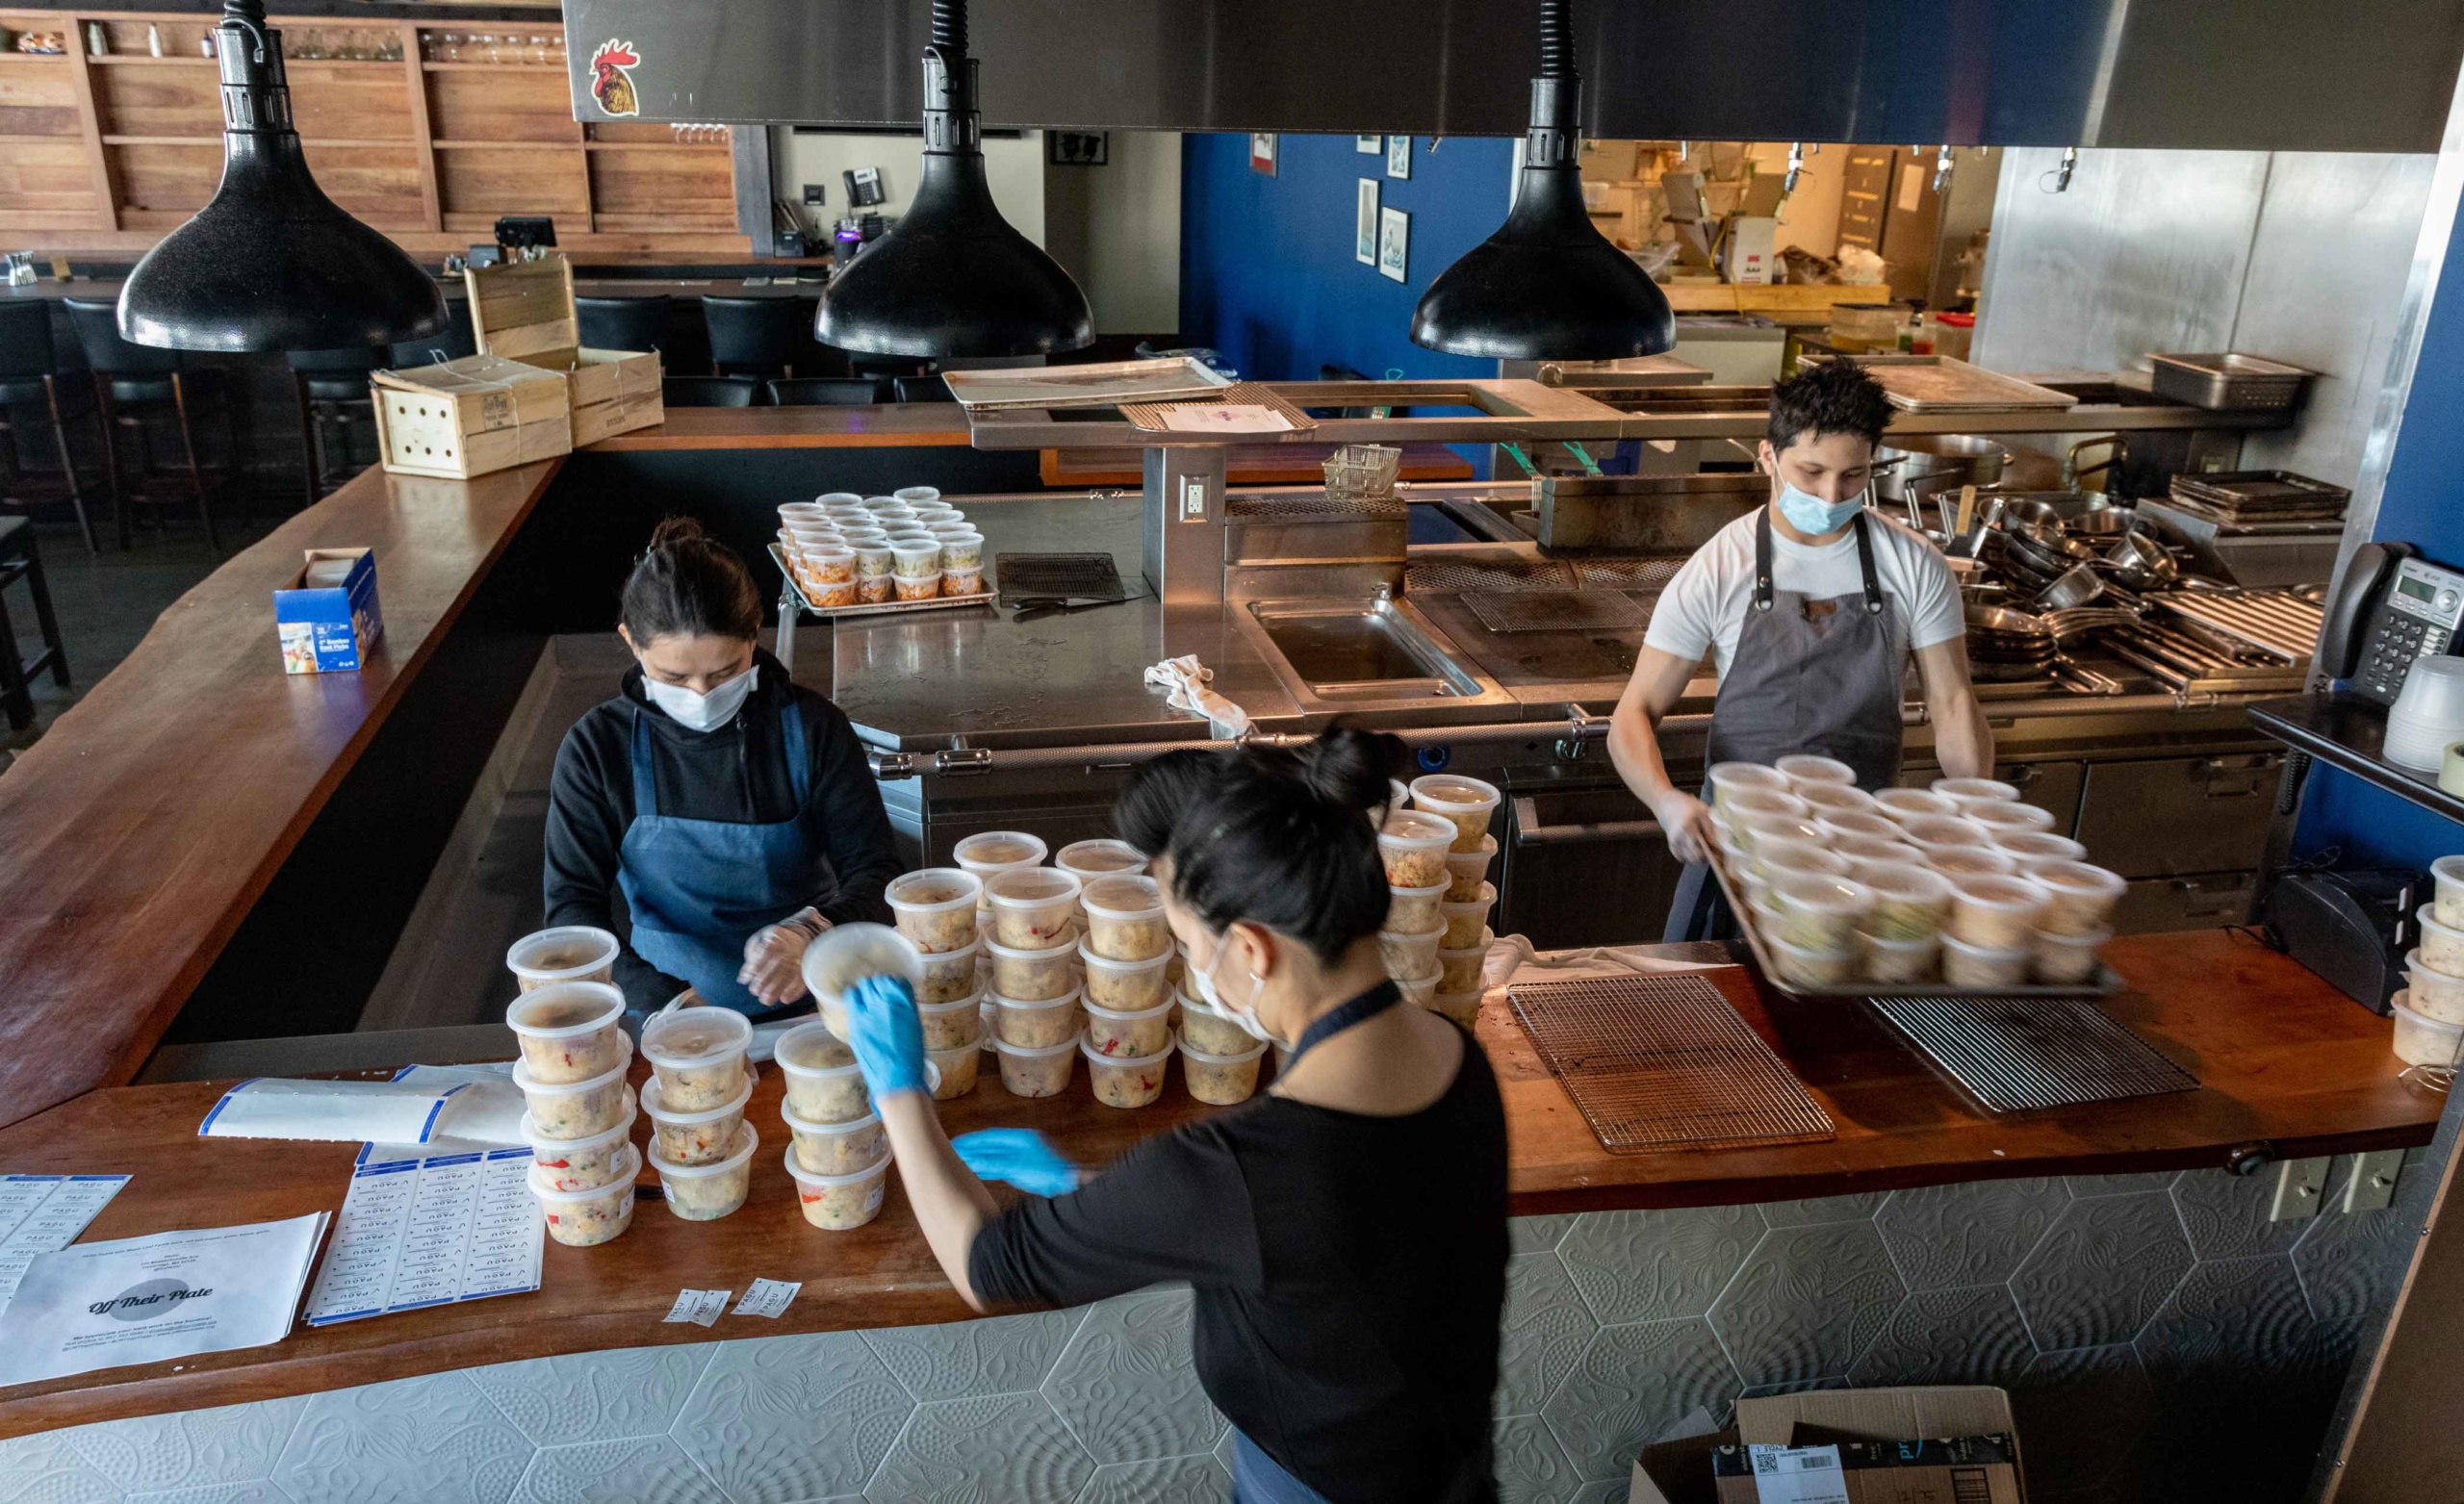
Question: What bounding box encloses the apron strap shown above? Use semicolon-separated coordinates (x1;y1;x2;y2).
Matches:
1285;981;1403;1068
1851;509;1886;615
779;696;811;805
629;704;659;817
1753;508;1776;613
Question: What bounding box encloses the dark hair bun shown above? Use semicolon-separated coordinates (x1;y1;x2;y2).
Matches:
621;514;761;644
647;516;709;550
1299;725;1401;813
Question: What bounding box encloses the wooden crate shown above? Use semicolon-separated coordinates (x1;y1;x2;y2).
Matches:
371;354;570;480
465;254;661;444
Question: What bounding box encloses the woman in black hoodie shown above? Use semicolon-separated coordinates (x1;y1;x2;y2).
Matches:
543;517;899;1020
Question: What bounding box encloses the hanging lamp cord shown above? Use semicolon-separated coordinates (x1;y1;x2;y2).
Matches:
1537;0;1572;78
932;0;967;57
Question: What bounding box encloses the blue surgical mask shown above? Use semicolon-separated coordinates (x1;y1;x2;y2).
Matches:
643;663;757;732
1776;480;1866;537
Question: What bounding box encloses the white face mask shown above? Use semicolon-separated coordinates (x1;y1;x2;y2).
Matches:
642;662;757;732
1197;933;1277;1045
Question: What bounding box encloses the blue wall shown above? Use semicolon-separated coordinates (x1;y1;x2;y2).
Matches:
1178;132;1516;383
2296;189;2464;870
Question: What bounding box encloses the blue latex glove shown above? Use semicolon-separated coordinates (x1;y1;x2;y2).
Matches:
844;973;929;1099
952;1129;1083;1197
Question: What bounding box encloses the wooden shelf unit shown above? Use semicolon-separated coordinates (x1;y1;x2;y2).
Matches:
0;11;750;256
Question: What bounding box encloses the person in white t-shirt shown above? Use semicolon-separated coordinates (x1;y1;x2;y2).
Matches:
1606;362;1994;939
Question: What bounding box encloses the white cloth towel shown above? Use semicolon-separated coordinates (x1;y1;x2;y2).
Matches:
1143;654;1252;738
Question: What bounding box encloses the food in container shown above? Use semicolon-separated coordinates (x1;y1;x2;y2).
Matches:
2028;861;2127;937
1858;862;1952;941
857;574;895;604
1707;761;1792;817
1875;787;1959;824
2434;855;2464;930
1410;774;1502;853
648;1121;758;1221
805;547;856;585
917;993;983;1050
803;922;928;1040
1178;997;1255;1056
992;1031;1082;1097
1931;846;2017;879
1085;1037;1173;1108
1940;932;2031;988
2419;905;2464;974
1992;829;2087;866
1933;776;2019;803
986;867;1083;949
1860;931;1939;984
1765;874;1871;953
1947;874;2049;950
783;1146;891;1231
774;1021;866;1123
1376;811;1455;888
1438;883;1497;948
1388;879;1449;934
640;1006;753;1111
504;981;627;1083
1797;782;1878;819
1083;997;1173;1058
927;1038;982;1099
1734;814;1827;861
1836;835;1925;871
1379;927;1444;981
1180;1034;1268;1105
943;566;985;597
890;542;943;584
1719;786;1811;830
513;1043;634;1139
894;485;941;505
1965;801;2055;836
521;1096;636;1192
1900;814;1990;854
531;1147;638;1246
2031;927;2110;985
937;530;985;571
1817;810;1903;845
954;832;1048;907
892;572;942;601
506;926;620;991
1081;946;1171;1009
641;1074;752;1167
1428;987;1482;1028
917;937;983;1003
1437;930;1492;992
1770;934;1855;986
1395;967;1442;1010
1057;838;1147;885
1758;838;1850;880
1777;753;1858;787
853;542;895;579
1082;874;1168;959
809;578;859;608
996;987;1085;1047
1443;837;1499;901
886;869;984;953
984;932;1078;1000
2406;949;2464;1023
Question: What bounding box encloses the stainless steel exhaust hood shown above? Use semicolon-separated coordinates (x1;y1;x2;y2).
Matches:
561;0;2464;152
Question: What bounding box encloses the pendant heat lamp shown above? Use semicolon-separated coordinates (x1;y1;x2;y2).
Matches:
117;0;445;351
1410;0;1675;361
816;0;1092;357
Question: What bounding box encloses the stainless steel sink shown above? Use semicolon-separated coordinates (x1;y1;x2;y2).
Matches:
1231;594;1518;721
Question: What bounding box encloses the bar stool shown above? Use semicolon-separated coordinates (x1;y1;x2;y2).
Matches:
769;377;881;407
702;295;805;383
388;298;476;368
578;295;669;356
0;302;103;554
64;298;232;552
894;374;955;403
0;516;69;731
287;345;387;506
662;376;760;408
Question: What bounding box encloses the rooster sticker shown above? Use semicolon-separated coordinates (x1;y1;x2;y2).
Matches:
589;38;641;117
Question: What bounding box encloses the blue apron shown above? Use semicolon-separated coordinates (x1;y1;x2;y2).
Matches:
617;701;822;1017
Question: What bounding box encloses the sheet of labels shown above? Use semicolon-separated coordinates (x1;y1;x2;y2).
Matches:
303;1146;541;1326
0;1175;130;1311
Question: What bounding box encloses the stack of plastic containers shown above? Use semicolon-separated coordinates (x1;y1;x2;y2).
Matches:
1081;875;1174;1108
881;873;987;1100
638;1008;758;1220
983;866;1084;1098
1374;808;1455;1011
775;1020;895;1231
1173;949;1270;1105
508;978;638;1246
1411;775;1502;1025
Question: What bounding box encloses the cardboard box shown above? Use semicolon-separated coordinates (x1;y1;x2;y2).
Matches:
465;254;662;445
1632;1387;2024;1504
371;354;572;480
274;548;383;674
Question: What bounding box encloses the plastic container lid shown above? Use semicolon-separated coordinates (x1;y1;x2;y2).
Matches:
2028;860;2126;903
1441;880;1498;913
1836;836;1923;866
1939;931;2029;960
954;830;1048;872
1391;876;1450;899
1723;787;1810;824
917;992;985;1035
1078;942;1169;976
1707;762;1791;797
990;1028;1085;1059
505;927;620;985
529;1143;639;1203
772;1021;857;1077
1758;838;1850;878
1816;811;1902;844
995;982;1086;1011
816;492;864;505
1901;815;1991;850
1080;1035;1174;1069
645;1120;758;1179
801;922;927;1007
781;1142;890;1191
519;1090;637;1156
1932;847;2017;878
510;1036;633;1098
1445;835;1501;866
1875;788;1958;821
1082;994;1174;1025
1176;1032;1269;1066
1991;830;2087;864
1376;810;1455;850
894;485;941;504
1933;776;2018;803
1960;874;2050;915
1082;874;1163;921
639;1007;753;1071
886;868;983;914
1965;801;2054;833
1438;926;1495;956
504;981;625;1040
1777;753;1858;786
1056;839;1147;880
781;1100;880;1139
640;1072;753;1127
985;867;1083;911
1410;774;1502;814
1770;873;1871;917
983;931;1080;963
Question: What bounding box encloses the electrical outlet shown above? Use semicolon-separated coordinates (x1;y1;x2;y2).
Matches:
1178;475;1210;523
2342;1149;2406;1212
2270;1156;2331;1221
802;183;827;206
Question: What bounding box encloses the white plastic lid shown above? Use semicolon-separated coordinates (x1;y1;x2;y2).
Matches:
1724;787;1810;822
773;1020;857;1076
781;1143;891;1188
1082;874;1163;920
509;1035;633;1097
504;981;625;1039
1777;753;1857;785
1772;872;1871;914
983;931;1080;962
1077;942;1169;975
1758;838;1849;877
2029;860;2125;900
1376;810;1455;849
1876;787;1958;818
1176;1032;1269;1065
2435;854;2464;886
639;1007;753;1070
1861;862;1951;905
1081;1035;1174;1069
894;485;940;503
1445;835;1501;865
781;1099;880;1135
985;867;1083;910
641;1073;753;1127
816;492;863;505
1816;811;1901;842
1960;875;2050;913
646;1120;758;1179
886;868;982;914
995;984;1086;1011
1707;762;1791;795
1939;930;2029;960
529;1143;639;1203
1410;774;1502;812
1391;876;1450;898
1901;815;1990;849
505;927;620;982
520;1088;637;1154
1836;836;1923;865
1966;801;2054;831
954;830;1047;870
1932;847;2017;877
1440;881;1499;913
1992;830;2087;863
1082;994;1174;1024
802;922;927;1007
1933;776;2018;803
990;1028;1085;1058
1056;838;1147;879
1739;814;1827;849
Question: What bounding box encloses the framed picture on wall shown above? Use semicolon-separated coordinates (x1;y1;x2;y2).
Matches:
1250;133;1277;175
1386;135;1411;179
1377;206;1409;283
1049;131;1108;166
1355;179;1379;265
1356;135;1382;154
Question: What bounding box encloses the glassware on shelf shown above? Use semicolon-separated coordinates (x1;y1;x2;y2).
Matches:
527;35;550;64
477;34;500;64
440;33;464;63
378;34;402;63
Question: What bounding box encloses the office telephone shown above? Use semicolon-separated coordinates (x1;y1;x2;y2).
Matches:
2320;542;2464;704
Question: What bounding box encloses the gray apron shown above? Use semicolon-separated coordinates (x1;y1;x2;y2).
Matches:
1664;508;1905;942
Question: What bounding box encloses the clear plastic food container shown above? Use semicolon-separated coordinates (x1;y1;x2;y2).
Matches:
531;1146;638;1247
781;1101;886;1177
2394;992;2464;1067
521;1094;636;1192
773;1021;867;1123
783;1145;891;1231
641;1073;752;1167
1396;966;1442;1010
1080;946;1171;1009
1875;787;1959;824
1443;836;1500;902
506;926;620;992
917;937;984;1003
1720;786;1811;830
917;993;983;1050
1085;1037;1173;1108
2031;927;2110;985
953;832;1047;905
1410;774;1502;853
1837;836;1925;872
1178;997;1256;1056
1932;846;2017;879
1180;1034;1268;1105
649;1121;758;1221
1376;811;1456;889
505;981;627;1083
2406;949;2464;1023
1735;814;1827;860
1796;782;1878;820
2030;862;2127;937
1859;931;1938;984
639;1007;752;1111
996;987;1086;1047
1057;838;1147;886
938;532;986;572
1438;883;1497;949
886;869;984;954
984;933;1079;1000
894;485;941;505
892;572;942;602
1932;776;2018;803
1437;930;1492;992
1946;875;2050;950
986;867;1084;950
1816;810;1902;845
1758;838;1850;880
993;1031;1082;1097
1990;829;2087;866
513;1041;635;1140
2435;855;2464;930
1388;878;1450;934
1859;862;1952;941
927;1038;981;1099
1778;753;1858;787
1083;997;1173;1058
1965;801;2055;836
1770;934;1855;986
1940;932;2032;988
1380;927;1445;981
803;922;927;1040
1428;987;1482;1028
1766;874;1872;953
889;539;942;580
2422;905;2464;973
1900;814;1991;854
1082;874;1168;960
1707;761;1792;816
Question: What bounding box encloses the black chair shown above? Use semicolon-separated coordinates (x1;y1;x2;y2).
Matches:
388;298;476;368
769;377;881;407
64;297;233;551
0;516;69;731
894;374;955;403
662;376;761;408
287;345;387;506
578;294;669;355
0;302;103;553
702;295;805;381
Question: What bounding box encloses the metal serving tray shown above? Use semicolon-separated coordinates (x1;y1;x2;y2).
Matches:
768;545;995;619
1708;845;2121;1002
2148;352;2317;411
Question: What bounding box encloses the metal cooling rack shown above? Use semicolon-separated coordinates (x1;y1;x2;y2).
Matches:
1865;991;2198;1113
1406;559;1574;594
1225;495;1409;521
1572;557;1687;591
994;552;1127;605
1508;973;1835;1153
1462;589;1648;635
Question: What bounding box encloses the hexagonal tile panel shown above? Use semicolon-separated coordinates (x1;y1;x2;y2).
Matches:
1759;1192;1889;1227
2295;1159;2422;1352
2136;1255;2320;1395
467;1345;712;1448
2135;1256;2338;1500
1569;1480;1635;1504
2066;1171;2178;1198
861;1308;1083;1403
2170;1168;2309;1262
271;1370;533;1504
2009;1191;2191;1352
60;1393;307;1494
1040;1287;1223;1465
1078;1452;1228;1504
1556;1206;1764;1326
1498;1254;1603;1418
1707;1223;1904;1388
131;1483;293;1504
2012;1343;2154;1497
670;1330;912;1503
509;1436;723;1504
1541;1319;1740;1483
1494;1413;1582;1504
1511;1214;1576;1255
1874;1179;2068;1291
1848;1287;2035;1388
863;1391;1093;1503
0;1430;123;1504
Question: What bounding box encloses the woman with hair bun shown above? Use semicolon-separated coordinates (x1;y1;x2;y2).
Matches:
543;517;899;1020
839;727;1509;1504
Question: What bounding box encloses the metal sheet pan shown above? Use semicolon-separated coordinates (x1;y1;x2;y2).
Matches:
942;357;1231;412
770;545;996;619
